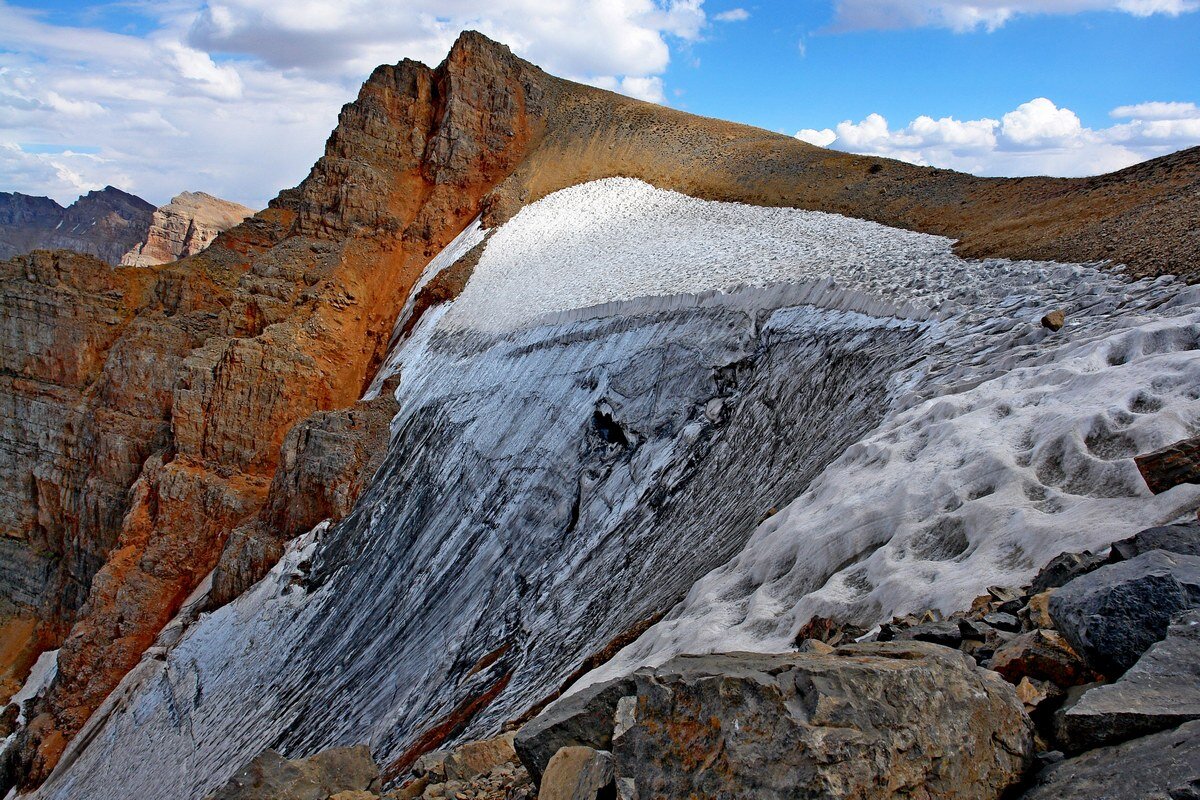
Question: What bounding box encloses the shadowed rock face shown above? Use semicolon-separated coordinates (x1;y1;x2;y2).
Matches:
2;29;1199;797
0;187;154;265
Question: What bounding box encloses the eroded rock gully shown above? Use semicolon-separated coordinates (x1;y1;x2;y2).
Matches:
2;28;1199;799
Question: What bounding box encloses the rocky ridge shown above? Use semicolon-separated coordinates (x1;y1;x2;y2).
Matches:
120;191;254;266
2;30;1200;798
0;188;154;265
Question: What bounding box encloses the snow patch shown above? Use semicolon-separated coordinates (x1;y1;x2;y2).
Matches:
444;178;1134;333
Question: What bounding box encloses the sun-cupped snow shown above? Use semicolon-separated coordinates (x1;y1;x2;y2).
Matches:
32;177;1200;800
583;308;1200;686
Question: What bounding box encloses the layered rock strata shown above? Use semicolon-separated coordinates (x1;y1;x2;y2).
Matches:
120;192;254;267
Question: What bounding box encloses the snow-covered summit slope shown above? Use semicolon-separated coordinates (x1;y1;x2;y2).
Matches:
32;180;1200;800
445;178;1152;333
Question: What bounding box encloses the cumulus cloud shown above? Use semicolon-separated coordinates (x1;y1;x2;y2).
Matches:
795;97;1200;177
0;0;710;207
832;0;1199;31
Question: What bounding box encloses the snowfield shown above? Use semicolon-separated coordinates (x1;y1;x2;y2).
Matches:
34;178;1200;800
446;177;1153;333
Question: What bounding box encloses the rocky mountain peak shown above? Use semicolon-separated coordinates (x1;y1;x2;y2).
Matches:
120;191;254;266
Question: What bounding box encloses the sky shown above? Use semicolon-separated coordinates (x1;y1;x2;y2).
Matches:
1;0;1198;208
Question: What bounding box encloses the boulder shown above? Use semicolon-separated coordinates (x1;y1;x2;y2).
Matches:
208;746;379;800
1049;550;1200;676
989;629;1098;688
1022;720;1200;799
519;643;1033;799
515;677;635;784
1110;521;1200;561
410;751;449;781
882;619;963;648
538;747;614;800
983;612;1021;632
1056;609;1200;751
444;733;517;781
1134;435;1200;494
1040;310;1065;331
1020;591;1055;630
1030;551;1107;594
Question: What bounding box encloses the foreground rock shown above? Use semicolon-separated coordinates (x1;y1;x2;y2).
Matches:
120;191;254;266
1110;521;1200;561
518;643;1033;799
207;746;379;800
1057;609;1200;751
538;747;614;800
1049;550;1200;676
1022;720;1200;799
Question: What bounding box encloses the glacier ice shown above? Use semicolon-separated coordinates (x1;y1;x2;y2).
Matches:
30;179;1200;800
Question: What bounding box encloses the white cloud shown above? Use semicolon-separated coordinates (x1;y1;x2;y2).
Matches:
795;97;1200;177
1000;97;1083;146
1111;101;1199;120
832;0;1199;31
0;0;711;207
713;8;750;21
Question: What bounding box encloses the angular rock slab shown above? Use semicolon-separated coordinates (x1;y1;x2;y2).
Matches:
1058;609;1200;751
539;747;615;800
206;745;379;800
1050;550;1200;676
519;643;1033;800
1022;720;1200;800
1111;521;1200;561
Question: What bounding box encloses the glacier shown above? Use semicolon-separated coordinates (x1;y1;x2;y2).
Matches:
28;179;1200;800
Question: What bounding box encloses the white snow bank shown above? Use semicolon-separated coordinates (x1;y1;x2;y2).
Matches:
363;217;487;400
444;178;1129;332
585;309;1200;684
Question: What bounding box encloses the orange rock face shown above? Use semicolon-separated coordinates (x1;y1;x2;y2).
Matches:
1;33;547;791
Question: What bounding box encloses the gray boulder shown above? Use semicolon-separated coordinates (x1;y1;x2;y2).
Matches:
1111;521;1200;561
514;676;635;784
1022;720;1200;799
518;643;1033;799
206;746;379;800
1031;550;1108;594
1057;609;1200;751
1049;550;1200;676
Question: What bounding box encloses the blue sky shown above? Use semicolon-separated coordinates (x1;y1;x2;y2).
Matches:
1;0;1198;207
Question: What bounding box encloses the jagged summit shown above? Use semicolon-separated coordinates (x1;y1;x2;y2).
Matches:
120;191;254;266
0;186;154;263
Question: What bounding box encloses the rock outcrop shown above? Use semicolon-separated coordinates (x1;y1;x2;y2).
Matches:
1056;609;1200;750
517;644;1034;800
1021;720;1200;800
207;746;380;800
120;191;254;266
1049;550;1200;677
0;187;154;264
